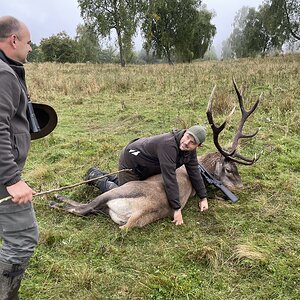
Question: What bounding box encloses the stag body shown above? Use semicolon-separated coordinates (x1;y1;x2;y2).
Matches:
55;162;194;229
54;154;240;229
54;80;260;229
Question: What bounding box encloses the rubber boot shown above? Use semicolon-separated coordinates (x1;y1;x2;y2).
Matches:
104;173;119;186
94;178;118;193
85;167;105;186
85;167;118;192
0;261;27;300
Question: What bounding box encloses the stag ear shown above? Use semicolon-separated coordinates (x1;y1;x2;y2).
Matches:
214;160;223;178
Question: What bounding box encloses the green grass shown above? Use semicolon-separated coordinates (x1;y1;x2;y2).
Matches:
16;54;300;299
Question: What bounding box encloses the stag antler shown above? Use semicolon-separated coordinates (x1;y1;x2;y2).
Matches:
207;79;262;165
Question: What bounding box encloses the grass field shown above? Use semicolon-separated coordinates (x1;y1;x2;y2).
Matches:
17;54;300;299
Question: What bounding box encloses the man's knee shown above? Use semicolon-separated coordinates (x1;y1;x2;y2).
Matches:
0;224;39;264
0;202;39;264
118;170;140;185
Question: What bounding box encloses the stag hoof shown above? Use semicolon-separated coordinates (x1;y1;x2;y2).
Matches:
54;193;66;201
53;193;83;207
48;200;64;210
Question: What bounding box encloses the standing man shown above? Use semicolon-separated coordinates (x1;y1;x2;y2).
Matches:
86;125;209;225
0;16;38;299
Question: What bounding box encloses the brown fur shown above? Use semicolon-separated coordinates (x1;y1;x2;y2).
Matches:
54;154;240;229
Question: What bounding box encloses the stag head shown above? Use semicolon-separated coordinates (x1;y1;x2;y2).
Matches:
204;79;261;190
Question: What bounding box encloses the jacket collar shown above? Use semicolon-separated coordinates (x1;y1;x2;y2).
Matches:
0;50;25;80
172;129;185;147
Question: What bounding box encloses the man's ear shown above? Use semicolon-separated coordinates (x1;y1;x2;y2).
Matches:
10;34;18;48
197;144;203;148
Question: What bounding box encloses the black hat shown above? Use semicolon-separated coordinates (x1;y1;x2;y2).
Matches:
30;103;58;140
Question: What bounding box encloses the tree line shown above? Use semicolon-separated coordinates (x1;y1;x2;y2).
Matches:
222;0;299;59
28;0;299;65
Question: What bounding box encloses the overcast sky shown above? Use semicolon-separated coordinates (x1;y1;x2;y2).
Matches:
1;0;263;52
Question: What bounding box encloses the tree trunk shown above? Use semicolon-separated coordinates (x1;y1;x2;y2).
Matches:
117;30;126;67
284;0;300;40
164;46;173;65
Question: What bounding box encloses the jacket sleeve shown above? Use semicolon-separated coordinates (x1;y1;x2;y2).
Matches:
185;152;207;199
157;144;181;210
0;70;22;186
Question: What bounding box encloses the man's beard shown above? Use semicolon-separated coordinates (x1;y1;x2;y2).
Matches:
179;143;188;151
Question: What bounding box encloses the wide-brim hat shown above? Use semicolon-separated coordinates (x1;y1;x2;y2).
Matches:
30;103;58;140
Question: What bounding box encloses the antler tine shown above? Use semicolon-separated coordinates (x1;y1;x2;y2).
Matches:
231;79;261;150
232;78;245;112
233;78;260;117
207;85;235;157
224;79;261;165
228;150;263;165
242;127;260;139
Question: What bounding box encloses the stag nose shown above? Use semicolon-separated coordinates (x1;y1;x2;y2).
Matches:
235;184;243;190
222;177;243;191
229;182;243;191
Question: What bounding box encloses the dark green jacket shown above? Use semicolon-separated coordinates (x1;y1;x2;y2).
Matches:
0;50;30;189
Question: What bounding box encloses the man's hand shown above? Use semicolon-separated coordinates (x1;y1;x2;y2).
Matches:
199;197;208;212
6;181;35;204
172;209;184;225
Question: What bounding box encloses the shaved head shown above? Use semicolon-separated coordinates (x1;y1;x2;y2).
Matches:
0;16;21;40
0;16;32;63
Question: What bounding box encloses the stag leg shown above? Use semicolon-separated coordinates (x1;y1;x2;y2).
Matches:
48;194;75;211
54;194;83;206
120;208;171;229
51;192;115;216
49;194;98;216
119;212;145;229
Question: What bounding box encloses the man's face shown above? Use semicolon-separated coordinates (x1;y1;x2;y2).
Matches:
179;132;200;151
11;24;32;63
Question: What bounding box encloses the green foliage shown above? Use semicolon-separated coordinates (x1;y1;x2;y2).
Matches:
75;24;103;63
221;39;234;60
229;7;269;58
203;46;218;61
27;42;43;63
19;54;300;299
189;8;217;60
225;1;300;58
264;0;300;42
29;29;118;64
236;8;269;57
141;0;216;63
78;0;144;66
40;32;80;63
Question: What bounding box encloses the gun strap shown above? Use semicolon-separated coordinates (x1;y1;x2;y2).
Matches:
11;69;41;133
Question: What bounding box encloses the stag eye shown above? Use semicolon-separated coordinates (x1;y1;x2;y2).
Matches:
225;168;231;174
225;165;236;175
